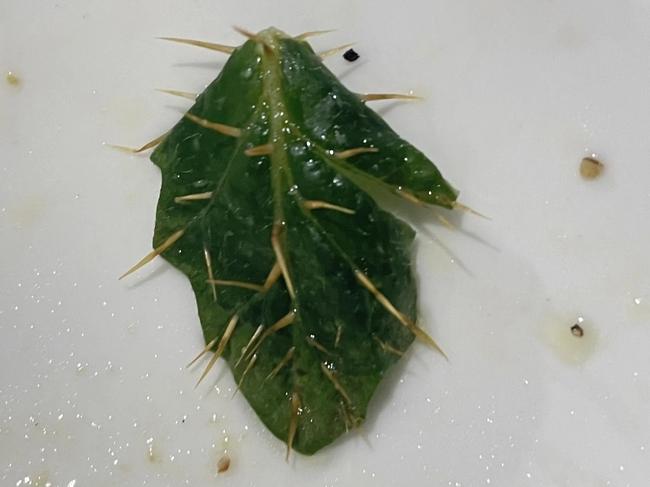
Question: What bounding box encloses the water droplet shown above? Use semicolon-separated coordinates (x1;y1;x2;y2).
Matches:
241;67;254;79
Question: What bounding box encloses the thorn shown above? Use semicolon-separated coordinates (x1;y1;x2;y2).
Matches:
156;88;197;100
318;43;355;59
263;262;282;292
232;25;258;40
358;93;422;102
453;201;491;220
320;363;352;405
435;212;456;230
244;143;273;156
354;269;409;327
286;392;301;462
186;336;218;368
184;113;242;138
265;346;295;381
335;147;378;159
306;336;331;355
174;191;213;203
235;325;264;368
108;131;169;154
203;246;217;301
334;324;342;348
339;402;361;430
119;229;185;280
206;279;264;293
339;403;351;432
233;26;274;54
302;200;355;215
195;314;239;387
373;336;404;357
232;353;257;397
354;269;446;357
294;29;337;41
395;189;423;205
410;325;449;361
271;223;296;299
158;37;235;54
261;42;274;56
268;311;296;334
245;311;296;362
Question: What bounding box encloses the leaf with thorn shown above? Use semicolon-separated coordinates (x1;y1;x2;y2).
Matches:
131;27;458;455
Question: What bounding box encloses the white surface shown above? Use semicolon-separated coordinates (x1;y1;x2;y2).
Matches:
2;1;650;485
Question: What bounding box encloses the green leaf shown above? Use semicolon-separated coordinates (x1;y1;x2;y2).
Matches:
147;28;457;455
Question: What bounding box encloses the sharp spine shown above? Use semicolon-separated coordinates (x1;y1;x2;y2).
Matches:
244;143;274;156
195;314;239;387
206;279;264;292
184;113;242;137
186;336;218;368
203;246;217;301
271;223;296;299
436;212;456;230
235;325;264;368
396;188;422;205
286;392;301;461
306;336;331;355
358;93;422;102
232;353;257;397
294;29;336;41
320;363;352;405
156;88;198;100
174;191;213;203
335;147;379;159
109;131;169;154
318;43;355;59
373;336;404;357
158;37;235;54
263;262;282;291
302;200;355;215
245;311;296;362
232;25;258;40
233;26;273;52
354;269;446;357
453;201;491;220
119;229;185;279
265;346;295;381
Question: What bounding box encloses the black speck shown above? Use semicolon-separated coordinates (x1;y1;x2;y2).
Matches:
343;49;360;62
570;323;584;338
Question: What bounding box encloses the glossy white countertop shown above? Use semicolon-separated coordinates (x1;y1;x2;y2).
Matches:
2;1;650;485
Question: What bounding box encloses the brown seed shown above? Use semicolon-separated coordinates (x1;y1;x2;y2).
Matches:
580;156;604;180
343;48;360;62
217;454;230;473
570;323;584;337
